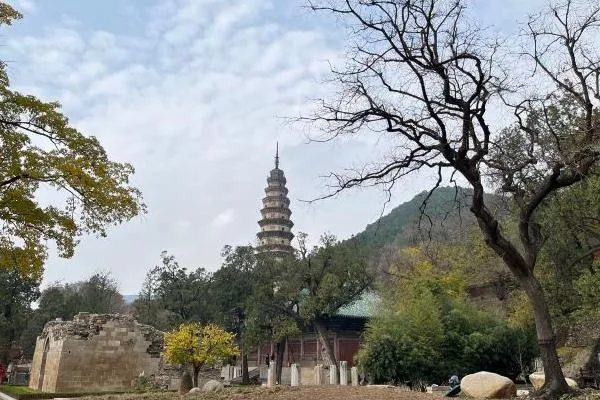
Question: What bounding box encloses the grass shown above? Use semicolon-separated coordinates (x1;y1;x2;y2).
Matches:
0;385;165;400
0;385;41;395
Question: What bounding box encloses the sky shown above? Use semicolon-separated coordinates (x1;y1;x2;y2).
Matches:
3;0;548;294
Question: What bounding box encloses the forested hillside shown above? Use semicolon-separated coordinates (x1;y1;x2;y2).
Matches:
342;186;505;269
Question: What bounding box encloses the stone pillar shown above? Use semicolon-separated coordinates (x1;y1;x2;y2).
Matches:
314;365;323;385
291;364;300;387
339;361;348;385
222;365;235;382
351;367;359;386
267;361;276;387
329;364;337;385
234;366;241;379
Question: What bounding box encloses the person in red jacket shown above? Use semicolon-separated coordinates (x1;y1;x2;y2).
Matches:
0;363;6;384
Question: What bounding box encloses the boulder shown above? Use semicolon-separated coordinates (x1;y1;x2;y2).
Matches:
202;379;224;392
179;371;193;394
528;373;578;390
461;371;516;399
188;387;201;394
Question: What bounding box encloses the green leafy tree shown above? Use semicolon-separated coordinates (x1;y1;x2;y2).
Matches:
21;272;125;357
139;251;212;327
0;3;145;279
535;175;600;328
0;267;40;363
209;245;257;383
358;246;537;384
296;233;372;367
243;253;301;383
132;271;171;331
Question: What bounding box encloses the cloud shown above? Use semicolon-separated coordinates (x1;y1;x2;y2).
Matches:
3;0;442;293
211;209;236;228
3;0;354;292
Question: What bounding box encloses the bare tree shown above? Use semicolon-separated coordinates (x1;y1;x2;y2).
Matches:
305;0;600;398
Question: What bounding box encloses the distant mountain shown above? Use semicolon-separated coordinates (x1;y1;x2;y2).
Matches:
123;294;138;304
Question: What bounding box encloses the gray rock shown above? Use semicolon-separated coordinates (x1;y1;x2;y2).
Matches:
188;387;201;393
202;379;224;392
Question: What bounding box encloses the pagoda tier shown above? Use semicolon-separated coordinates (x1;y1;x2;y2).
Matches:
257;230;295;240
256;144;295;258
262;195;290;206
258;218;294;228
265;186;288;195
260;206;292;217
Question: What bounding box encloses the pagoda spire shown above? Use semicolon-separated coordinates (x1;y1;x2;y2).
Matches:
257;143;294;259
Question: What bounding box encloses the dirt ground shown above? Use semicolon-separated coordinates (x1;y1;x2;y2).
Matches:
88;386;444;400
84;385;600;400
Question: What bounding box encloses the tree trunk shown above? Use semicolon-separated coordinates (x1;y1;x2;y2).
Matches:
275;338;285;384
468;181;571;399
521;275;570;398
241;351;249;384
192;364;199;388
314;320;337;367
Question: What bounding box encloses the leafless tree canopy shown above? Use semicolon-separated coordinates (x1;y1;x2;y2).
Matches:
307;0;599;272
305;1;600;395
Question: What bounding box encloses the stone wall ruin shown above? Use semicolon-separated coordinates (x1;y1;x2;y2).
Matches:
29;313;181;393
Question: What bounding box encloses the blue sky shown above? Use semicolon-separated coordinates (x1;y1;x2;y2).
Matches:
3;0;547;294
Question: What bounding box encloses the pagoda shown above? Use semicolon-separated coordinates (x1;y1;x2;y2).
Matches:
256;143;294;258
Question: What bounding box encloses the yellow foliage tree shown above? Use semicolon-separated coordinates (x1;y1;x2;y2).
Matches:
163;323;239;386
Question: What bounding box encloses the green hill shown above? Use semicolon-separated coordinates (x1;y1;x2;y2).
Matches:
343;186;503;256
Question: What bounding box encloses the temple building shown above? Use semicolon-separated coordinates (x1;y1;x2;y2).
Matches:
257;143;295;258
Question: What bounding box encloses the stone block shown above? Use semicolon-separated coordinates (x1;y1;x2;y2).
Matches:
329;364;337;385
339;361;348;385
351;367;359;386
267;362;276;387
314;365;324;385
291;364;300;387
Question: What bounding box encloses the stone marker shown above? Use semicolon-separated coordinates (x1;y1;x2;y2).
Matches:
267;361;276;387
291;363;300;386
339;361;348;385
461;371;516;399
529;373;578;390
351;367;359;386
234;366;241;379
221;364;234;381
329;364;338;385
314;365;323;385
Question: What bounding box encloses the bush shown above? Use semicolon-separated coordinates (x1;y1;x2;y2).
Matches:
358;278;537;384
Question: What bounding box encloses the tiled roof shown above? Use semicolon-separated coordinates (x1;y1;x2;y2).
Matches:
335;291;379;318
